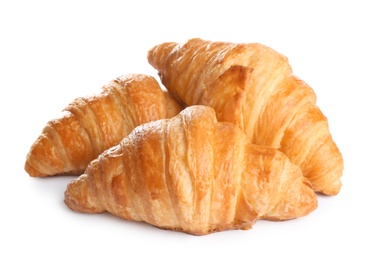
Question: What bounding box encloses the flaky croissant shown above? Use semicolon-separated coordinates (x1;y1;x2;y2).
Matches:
147;38;343;195
64;105;317;236
25;73;183;177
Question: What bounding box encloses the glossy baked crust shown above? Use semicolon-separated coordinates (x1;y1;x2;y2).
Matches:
148;38;343;195
25;74;183;177
64;106;317;236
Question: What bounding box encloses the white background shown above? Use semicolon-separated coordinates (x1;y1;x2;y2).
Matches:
1;0;368;259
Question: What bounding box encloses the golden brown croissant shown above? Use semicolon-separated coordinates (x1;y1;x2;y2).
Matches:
64;105;317;236
25;73;183;177
147;38;343;195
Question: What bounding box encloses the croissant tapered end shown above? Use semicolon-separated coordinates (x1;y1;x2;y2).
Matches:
25;135;56;177
24;121;84;177
64;163;105;213
263;162;318;221
24;113;96;177
147;41;177;71
241;144;318;221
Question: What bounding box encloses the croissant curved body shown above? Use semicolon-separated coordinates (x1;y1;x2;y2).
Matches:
25;74;183;177
64;105;317;236
147;38;343;195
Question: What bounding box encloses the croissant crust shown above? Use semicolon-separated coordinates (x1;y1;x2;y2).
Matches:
64;105;317;236
147;38;343;195
25;73;183;177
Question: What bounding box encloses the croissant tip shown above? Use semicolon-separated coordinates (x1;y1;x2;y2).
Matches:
24;161;45;177
64;177;85;211
64;172;106;214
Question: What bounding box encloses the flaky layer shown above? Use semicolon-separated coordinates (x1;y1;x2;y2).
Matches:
147;38;343;195
25;74;183;177
65;106;317;236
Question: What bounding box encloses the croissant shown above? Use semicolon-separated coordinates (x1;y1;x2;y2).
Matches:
147;38;343;195
64;105;317;236
25;73;183;177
